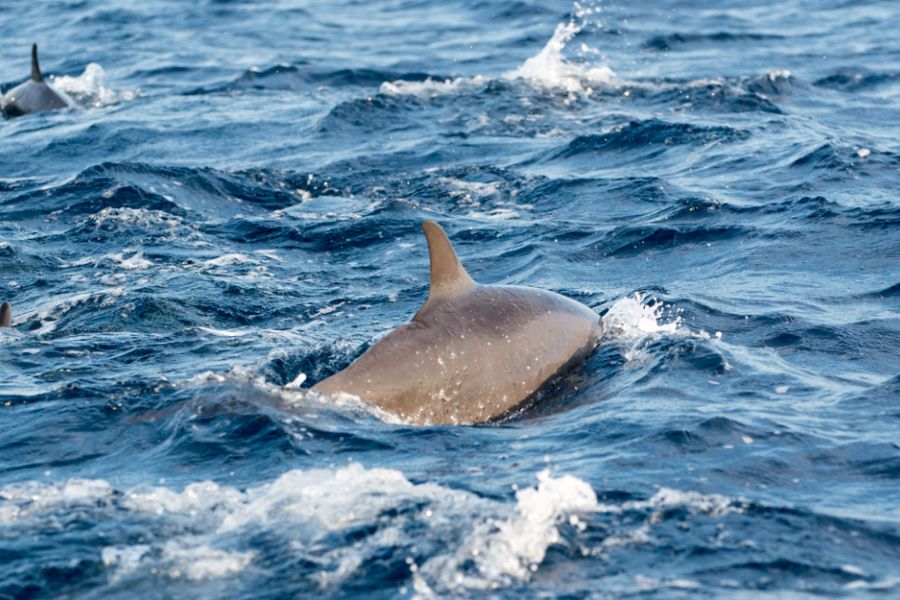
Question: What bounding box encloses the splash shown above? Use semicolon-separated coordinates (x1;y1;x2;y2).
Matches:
601;293;682;341
503;15;616;97
382;2;616;100
600;293;724;363
50;63;136;108
172;366;403;424
413;469;598;595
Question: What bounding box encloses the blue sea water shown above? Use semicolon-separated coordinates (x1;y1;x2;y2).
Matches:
1;0;899;597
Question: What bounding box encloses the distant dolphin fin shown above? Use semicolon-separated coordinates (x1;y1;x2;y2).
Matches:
0;302;11;327
31;44;43;82
422;221;475;301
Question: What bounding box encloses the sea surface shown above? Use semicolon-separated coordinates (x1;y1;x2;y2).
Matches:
1;0;899;598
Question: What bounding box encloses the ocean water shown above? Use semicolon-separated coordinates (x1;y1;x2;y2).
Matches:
1;0;899;597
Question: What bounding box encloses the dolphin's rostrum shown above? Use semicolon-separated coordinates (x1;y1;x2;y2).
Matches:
0;302;12;328
1;44;69;118
312;221;602;425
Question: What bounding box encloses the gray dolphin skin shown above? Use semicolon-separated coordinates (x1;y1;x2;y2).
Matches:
0;303;11;328
312;221;602;425
1;44;69;118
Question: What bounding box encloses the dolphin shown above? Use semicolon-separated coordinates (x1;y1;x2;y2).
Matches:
312;221;602;425
0;302;11;328
1;44;69;118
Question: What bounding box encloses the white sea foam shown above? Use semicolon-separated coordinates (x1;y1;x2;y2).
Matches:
285;372;307;388
202;253;260;268
0;465;748;591
197;326;250;338
465;207;522;220
18;288;126;334
85;207;189;235
845;576;900;591
102;541;255;582
172;367;380;422
0;478;114;524
380;75;487;98
439;177;502;200
112;250;153;270
413;469;598;594
632;487;740;518
436;176;526;220
181;252;273;282
67;248;154;271
633;574;702;591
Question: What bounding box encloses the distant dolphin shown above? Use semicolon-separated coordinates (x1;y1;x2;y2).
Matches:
312;221;602;425
0;303;11;328
1;44;69;118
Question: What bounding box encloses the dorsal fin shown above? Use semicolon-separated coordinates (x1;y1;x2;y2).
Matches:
0;302;11;327
422;221;475;301
31;44;43;82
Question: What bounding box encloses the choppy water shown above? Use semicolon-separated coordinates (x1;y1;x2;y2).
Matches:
2;0;899;597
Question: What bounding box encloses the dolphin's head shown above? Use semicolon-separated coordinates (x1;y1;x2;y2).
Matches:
1;97;26;118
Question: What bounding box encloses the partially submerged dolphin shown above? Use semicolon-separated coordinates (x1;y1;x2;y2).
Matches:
0;303;11;328
1;44;69;118
312;221;602;425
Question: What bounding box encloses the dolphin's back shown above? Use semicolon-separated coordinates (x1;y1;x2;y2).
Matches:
314;284;600;424
1;44;68;117
1;80;68;117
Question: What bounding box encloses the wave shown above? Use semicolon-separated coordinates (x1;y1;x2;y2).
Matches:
547;119;748;160
2;162;334;222
318;92;426;134
789;143;900;181
0;465;599;594
641;192;899;233
643;31;784;51
606;224;749;257
645;78;786;114
814;67;900;92
186;63;442;95
4;460;894;596
856;282;900;300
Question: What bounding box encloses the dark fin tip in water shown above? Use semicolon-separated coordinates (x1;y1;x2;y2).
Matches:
0;302;11;328
32;44;43;82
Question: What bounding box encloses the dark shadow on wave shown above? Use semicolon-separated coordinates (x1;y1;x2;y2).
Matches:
184;61;442;95
648;82;784;114
855;282;900;300
814;67;900;92
2;161;342;223
603;224;750;257
545;119;748;161
643;31;784;51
